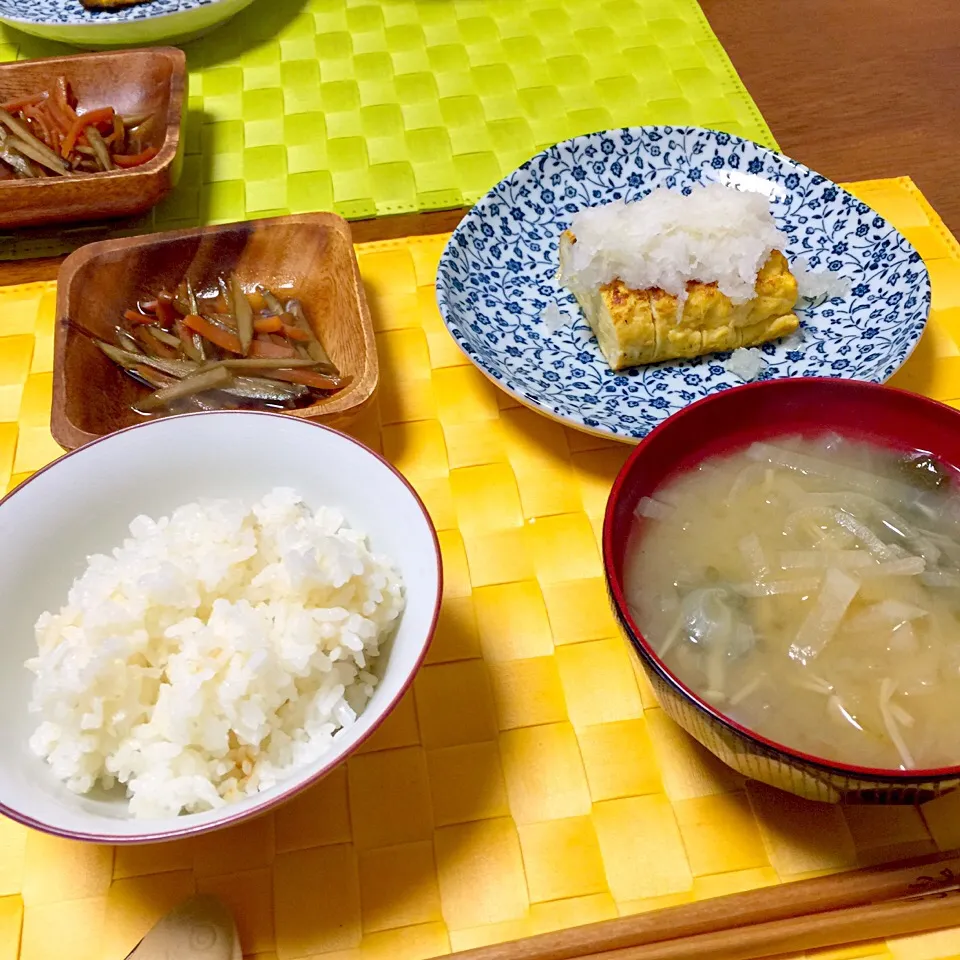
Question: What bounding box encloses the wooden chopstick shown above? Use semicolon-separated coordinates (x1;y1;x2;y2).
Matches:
449;849;960;960
573;895;960;960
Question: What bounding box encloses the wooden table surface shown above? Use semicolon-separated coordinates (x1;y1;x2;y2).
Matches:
702;0;960;236
1;0;957;286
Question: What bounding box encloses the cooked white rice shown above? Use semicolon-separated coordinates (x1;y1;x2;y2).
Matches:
562;183;788;304
26;488;404;819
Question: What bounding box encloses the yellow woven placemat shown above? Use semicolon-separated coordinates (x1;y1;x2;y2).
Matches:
1;176;960;960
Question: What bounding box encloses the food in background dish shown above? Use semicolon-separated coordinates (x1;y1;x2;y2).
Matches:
80;0;155;9
558;184;799;371
26;488;405;819
71;276;348;414
626;433;960;772
0;78;158;179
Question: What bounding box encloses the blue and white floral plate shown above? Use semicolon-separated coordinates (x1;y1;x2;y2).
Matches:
0;0;255;46
436;127;930;442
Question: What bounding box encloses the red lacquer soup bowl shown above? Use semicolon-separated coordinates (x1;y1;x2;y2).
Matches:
603;377;960;804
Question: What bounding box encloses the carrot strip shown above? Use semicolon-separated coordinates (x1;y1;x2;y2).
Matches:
250;340;297;359
205;294;228;315
21;106;53;149
46;80;74;133
1;93;46;112
44;101;69;135
281;324;311;342
253;316;283;334
269;368;343;390
246;289;267;312
62;106;113;159
123;308;155;325
183;313;243;354
112;146;159;167
37;103;62;148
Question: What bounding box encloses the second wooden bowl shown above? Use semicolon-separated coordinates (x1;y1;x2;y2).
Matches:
52;213;378;451
0;47;185;228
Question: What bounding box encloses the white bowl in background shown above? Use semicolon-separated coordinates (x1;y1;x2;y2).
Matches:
0;411;441;842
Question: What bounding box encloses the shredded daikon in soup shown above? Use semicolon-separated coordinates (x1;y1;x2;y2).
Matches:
626;435;960;771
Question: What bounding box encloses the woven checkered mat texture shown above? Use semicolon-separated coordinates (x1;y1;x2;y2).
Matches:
1;178;960;960
0;0;776;259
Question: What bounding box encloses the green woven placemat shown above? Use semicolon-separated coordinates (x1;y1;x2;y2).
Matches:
0;0;776;258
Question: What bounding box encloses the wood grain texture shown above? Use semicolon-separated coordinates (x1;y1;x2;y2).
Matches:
52;212;377;450
701;0;960;236
0;207;470;287
0;47;185;228
447;850;960;960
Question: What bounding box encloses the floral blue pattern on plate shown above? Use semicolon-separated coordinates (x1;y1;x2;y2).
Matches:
435;126;931;442
0;0;214;23
0;0;254;46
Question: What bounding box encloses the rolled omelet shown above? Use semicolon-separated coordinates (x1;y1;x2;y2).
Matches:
559;230;799;372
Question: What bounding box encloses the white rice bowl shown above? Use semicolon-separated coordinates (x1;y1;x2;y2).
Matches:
27;488;405;820
0;412;440;842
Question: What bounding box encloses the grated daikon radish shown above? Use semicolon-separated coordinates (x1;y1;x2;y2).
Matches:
725;348;767;382
793;255;851;301
562;184;788;305
540;301;567;333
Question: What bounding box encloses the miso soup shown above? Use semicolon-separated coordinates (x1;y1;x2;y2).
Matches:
626;434;960;771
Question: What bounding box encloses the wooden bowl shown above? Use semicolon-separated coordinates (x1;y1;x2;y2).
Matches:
0;47;185;228
52;213;379;451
